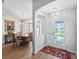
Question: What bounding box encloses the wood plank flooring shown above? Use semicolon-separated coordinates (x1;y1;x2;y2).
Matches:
2;43;32;59
3;44;76;59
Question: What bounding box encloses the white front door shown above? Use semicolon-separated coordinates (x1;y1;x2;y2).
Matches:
54;21;65;49
46;21;66;50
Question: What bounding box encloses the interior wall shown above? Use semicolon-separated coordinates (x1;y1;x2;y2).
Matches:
33;0;56;54
34;14;45;53
44;8;77;53
2;7;21;43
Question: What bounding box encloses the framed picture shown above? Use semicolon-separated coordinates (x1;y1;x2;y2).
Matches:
5;20;15;31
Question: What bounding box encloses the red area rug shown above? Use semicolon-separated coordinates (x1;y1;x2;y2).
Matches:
41;46;71;59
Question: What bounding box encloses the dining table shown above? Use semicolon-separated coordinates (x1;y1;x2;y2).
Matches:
17;36;30;47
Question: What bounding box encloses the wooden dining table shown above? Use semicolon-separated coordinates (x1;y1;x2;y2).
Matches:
17;36;30;47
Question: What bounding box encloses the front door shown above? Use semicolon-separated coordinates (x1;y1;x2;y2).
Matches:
54;21;65;49
46;21;66;49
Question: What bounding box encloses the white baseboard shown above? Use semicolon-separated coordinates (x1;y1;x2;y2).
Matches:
67;49;77;54
35;45;45;54
45;44;77;54
34;43;77;55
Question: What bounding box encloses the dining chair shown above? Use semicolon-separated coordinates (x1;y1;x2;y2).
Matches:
25;32;32;46
28;32;32;41
11;33;18;46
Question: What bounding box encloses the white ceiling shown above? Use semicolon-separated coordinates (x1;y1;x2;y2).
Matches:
3;0;77;19
36;0;77;15
3;0;32;20
33;0;55;11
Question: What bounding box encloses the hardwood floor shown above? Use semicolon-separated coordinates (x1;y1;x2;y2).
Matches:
3;44;76;59
2;43;32;59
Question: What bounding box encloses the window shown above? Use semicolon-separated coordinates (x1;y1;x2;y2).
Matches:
25;23;32;35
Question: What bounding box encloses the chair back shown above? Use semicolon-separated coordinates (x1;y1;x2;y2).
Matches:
28;32;32;41
11;33;17;42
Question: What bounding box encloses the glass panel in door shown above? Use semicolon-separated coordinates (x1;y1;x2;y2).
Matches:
55;21;64;46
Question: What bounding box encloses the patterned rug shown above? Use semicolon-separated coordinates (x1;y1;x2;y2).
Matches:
41;46;71;59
